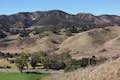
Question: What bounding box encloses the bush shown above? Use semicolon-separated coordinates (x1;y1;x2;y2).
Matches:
64;56;97;72
45;61;66;70
66;26;79;33
80;58;90;67
30;52;47;69
64;64;78;72
90;56;97;65
43;53;72;70
30;54;40;69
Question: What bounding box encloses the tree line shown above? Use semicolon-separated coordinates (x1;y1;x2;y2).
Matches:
12;52;103;73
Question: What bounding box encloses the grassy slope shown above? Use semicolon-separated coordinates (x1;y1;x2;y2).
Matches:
59;27;120;57
0;72;47;80
50;58;120;80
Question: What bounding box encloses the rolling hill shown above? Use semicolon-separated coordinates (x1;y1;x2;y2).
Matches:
0;10;120;59
58;26;120;58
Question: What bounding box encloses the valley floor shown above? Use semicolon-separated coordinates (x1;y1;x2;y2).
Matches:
0;72;47;80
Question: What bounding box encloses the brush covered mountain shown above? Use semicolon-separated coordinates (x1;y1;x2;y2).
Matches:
0;10;120;58
0;10;120;38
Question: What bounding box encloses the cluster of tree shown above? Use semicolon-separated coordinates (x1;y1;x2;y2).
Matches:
14;52;72;72
64;56;97;72
14;52;101;73
65;26;79;36
43;53;72;70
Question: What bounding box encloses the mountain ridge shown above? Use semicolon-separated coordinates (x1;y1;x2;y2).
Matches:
0;10;120;39
0;10;120;58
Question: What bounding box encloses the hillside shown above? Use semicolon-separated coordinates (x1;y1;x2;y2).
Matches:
0;32;67;53
58;26;120;58
1;26;120;60
49;58;120;80
0;10;120;58
0;10;120;80
0;10;120;39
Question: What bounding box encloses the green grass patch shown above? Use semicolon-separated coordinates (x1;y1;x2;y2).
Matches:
0;72;47;80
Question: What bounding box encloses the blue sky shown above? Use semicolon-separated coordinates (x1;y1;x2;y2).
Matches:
0;0;120;15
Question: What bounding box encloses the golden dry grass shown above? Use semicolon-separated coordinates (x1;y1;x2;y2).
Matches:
49;58;120;80
0;59;15;68
0;32;67;54
58;26;120;58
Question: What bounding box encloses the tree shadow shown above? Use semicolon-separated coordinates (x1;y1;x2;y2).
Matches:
25;72;43;74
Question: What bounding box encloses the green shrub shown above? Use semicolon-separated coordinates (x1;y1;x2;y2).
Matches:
64;64;76;72
15;52;29;72
90;56;97;65
80;58;89;67
64;56;97;72
43;53;72;70
30;52;47;69
30;54;40;69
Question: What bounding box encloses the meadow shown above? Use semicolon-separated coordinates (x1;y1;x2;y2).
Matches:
0;72;47;80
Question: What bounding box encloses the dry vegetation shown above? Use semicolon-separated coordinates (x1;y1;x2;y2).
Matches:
1;26;120;59
0;32;67;53
48;58;120;80
0;59;15;68
58;26;120;59
0;27;120;80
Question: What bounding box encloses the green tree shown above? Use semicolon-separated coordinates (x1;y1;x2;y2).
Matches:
30;54;39;69
15;52;29;72
30;52;48;69
90;56;97;65
43;53;72;70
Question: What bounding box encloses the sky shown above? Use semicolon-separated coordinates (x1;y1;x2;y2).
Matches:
0;0;120;15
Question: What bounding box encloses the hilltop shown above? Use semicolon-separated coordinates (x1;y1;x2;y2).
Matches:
0;10;120;39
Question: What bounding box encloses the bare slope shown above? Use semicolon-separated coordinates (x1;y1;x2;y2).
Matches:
59;26;120;57
0;32;67;53
1;26;120;58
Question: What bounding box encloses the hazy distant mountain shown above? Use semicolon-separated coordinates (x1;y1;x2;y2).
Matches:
0;10;120;38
